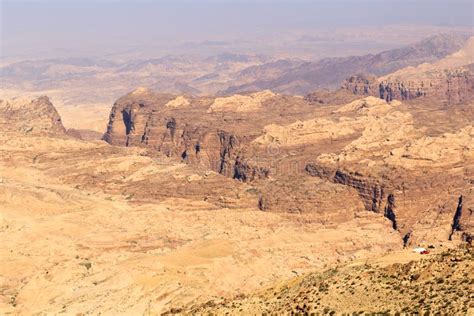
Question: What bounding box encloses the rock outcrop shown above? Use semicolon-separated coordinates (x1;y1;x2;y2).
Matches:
2;86;472;314
103;88;315;183
3;33;474;316
341;74;379;96
0;96;66;135
207;90;276;113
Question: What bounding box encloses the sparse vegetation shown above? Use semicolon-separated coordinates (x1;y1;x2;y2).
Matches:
191;246;473;314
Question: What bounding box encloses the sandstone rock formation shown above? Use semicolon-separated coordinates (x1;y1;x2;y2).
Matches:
2;31;474;316
165;95;191;108
207;90;275;113
304;98;473;244
103;83;474;247
245;91;473;245
102;88;315;181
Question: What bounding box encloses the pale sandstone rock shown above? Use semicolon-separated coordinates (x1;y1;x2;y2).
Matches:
385;125;474;169
207;90;276;113
165;95;191;108
253;118;356;146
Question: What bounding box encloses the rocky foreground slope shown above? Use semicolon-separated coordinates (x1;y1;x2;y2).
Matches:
193;245;473;314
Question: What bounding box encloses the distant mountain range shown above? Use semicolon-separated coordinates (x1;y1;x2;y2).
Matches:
0;33;471;108
221;33;470;95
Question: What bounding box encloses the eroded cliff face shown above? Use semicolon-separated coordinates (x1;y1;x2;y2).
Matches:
379;66;473;103
305;165;389;214
2;35;473;315
0;96;66;135
2;111;410;315
341;74;379;96
103;88;315;182
305;162;473;245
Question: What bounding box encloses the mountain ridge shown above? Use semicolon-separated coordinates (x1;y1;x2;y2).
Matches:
221;33;471;95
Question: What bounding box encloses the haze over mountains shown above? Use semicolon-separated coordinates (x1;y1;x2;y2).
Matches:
2;0;473;59
1;31;472;109
2;1;472;111
222;33;471;94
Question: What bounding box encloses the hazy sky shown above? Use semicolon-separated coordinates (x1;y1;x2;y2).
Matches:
1;0;473;59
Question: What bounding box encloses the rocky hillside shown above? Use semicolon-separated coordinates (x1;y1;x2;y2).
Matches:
192;245;473;314
222;33;470;95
